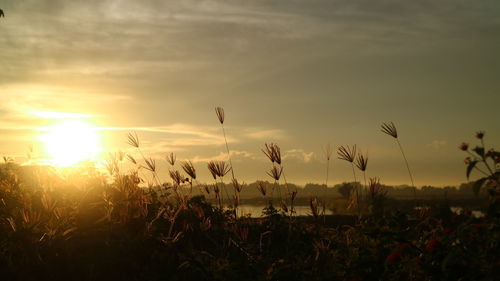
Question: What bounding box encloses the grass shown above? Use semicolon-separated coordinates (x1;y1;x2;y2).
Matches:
381;122;416;200
0;112;498;280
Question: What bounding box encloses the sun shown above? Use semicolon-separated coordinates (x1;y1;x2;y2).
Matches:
39;119;103;167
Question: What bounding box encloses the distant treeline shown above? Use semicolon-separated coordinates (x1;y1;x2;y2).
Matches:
6;163;480;201
189;181;480;201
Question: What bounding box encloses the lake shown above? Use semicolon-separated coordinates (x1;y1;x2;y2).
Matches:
237;205;484;218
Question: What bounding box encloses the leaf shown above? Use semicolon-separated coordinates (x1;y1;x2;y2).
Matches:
472;177;487;196
466;160;478;180
472;146;485;157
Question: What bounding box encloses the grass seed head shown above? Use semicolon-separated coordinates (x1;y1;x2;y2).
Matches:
381;122;398;138
262;143;282;164
169;170;184;186
337;145;357;163
127;154;137;165
181;160;196;180
144;157;156;172
368;177;386;198
127;132;140;148
215;107;225;124
257;181;267;196
267;165;283;181
166;152;176;166
207;160;231;178
212;184;220;199
355;152;368;171
203;184;211;194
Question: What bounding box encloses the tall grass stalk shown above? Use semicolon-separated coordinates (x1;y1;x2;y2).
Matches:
322;143;333;222
355;151;368;200
381;122;416;200
127;132;162;188
338;145;359;213
215;107;235;181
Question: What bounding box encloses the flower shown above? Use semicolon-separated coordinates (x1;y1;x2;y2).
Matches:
459;142;469;151
475;131;485;139
464;157;472;164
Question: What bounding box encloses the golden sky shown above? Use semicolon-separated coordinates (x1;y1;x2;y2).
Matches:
0;1;499;186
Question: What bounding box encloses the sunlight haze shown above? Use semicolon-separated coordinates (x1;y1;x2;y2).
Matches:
0;0;499;186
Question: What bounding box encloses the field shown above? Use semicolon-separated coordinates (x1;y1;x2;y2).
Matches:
0;127;498;281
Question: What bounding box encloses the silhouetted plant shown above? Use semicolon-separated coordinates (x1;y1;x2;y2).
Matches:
381;122;416;200
460;131;499;215
338;145;359;211
355;150;368;199
215;106;236;181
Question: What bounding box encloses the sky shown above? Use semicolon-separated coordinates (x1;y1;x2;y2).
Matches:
0;0;499;186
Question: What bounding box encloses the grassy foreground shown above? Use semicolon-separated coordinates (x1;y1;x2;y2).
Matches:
1;125;499;280
0;161;498;281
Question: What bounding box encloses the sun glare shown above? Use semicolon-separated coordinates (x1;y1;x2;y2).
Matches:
39;119;102;167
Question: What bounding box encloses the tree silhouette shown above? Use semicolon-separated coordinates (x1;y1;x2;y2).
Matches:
338;182;355;199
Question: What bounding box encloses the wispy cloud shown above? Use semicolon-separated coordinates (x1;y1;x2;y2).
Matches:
103;123;234;146
245;128;286;140
284;149;314;163
191;150;254;163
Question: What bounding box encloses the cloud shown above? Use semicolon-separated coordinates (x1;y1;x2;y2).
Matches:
190;150;254;163
284;149;314;163
427;140;447;149
245;128;286;140
3;0;498;89
103;123;235;147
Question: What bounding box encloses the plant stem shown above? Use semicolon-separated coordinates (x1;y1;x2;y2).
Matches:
325;158;330;187
350;162;360;214
221;125;235;181
220;178;231;208
396;139;416;200
350;162;357;183
323;158;330;223
280;166;291;209
363;171;367;201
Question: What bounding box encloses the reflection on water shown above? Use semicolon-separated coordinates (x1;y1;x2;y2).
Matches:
450;207;484;218
237;205;484;218
238;204;333;217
